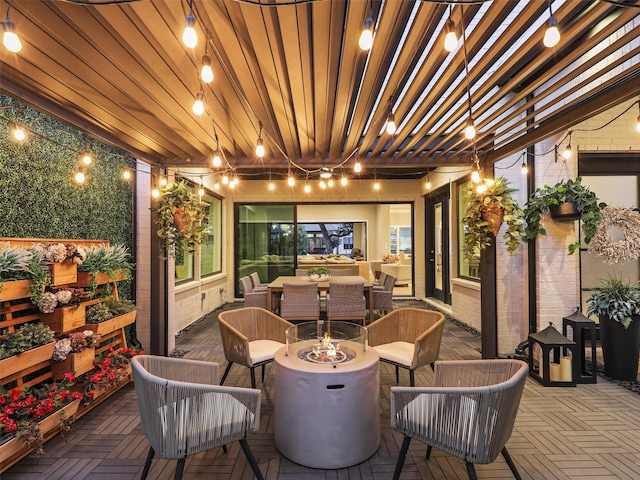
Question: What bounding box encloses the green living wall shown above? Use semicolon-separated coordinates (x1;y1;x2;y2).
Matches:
0;94;135;298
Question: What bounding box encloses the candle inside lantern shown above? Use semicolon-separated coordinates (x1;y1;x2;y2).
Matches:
560;355;572;381
549;362;561;381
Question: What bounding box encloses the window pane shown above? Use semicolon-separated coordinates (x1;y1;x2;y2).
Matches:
175;251;193;283
201;194;222;276
458;181;480;280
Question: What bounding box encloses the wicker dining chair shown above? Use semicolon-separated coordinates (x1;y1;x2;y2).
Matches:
372;274;396;314
373;271;389;291
218;307;293;388
131;355;264;480
367;307;445;386
240;276;268;309
326;281;367;324
249;272;268;290
391;359;528;480
280;282;320;321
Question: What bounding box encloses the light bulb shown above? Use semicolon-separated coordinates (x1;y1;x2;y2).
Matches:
255;137;265;157
160;177;168;187
385;113;396;135
2;18;22;53
358;17;374;50
192;93;204;115
444;20;457;52
152;188;160;198
182;12;197;48
75;167;85;184
222;174;229;185
563;144;572;159
304;184;311;193
476;183;487;194
200;54;214;83
12;124;25;141
543;16;560;48
521;162;528;175
341;176;348;186
233;177;239;186
82;153;92;165
327;179;334;187
199;187;204;196
122;170;131;180
228;181;236;189
319;180;326;189
636;114;640;133
288;176;295;186
214;181;220;190
269;182;275;191
212;151;222;168
471;170;481;183
464;119;476;140
354;162;362;173
374;182;380;191
426;180;432;190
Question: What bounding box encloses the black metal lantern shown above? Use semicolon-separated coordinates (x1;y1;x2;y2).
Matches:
563;308;598;384
528;322;577;387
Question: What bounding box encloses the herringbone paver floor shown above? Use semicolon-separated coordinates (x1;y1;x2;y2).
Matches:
5;301;640;479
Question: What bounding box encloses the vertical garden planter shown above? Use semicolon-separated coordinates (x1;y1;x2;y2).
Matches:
0;342;56;379
72;269;128;287
46;261;77;286
84;310;137;335
0;279;32;302
50;348;96;380
40;304;86;333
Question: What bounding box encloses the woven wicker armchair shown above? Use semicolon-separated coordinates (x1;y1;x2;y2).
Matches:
326;281;367;324
240;276;268;309
367;307;445;386
391;359;528;480
131;355;264;480
218;307;293;388
373;271;389;291
280;282;320;321
249;272;268;290
372;274;396;314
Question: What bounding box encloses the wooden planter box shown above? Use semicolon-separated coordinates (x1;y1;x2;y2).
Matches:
0;398;81;469
88;363;132;402
0;279;32;302
50;348;96;380
72;269;128;287
0;342;55;380
85;310;137;335
46;261;78;286
40;304;86;333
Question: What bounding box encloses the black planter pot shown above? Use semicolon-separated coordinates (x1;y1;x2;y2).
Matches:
599;315;640;381
549;202;581;222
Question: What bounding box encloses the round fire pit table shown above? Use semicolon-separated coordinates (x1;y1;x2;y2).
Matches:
274;321;380;469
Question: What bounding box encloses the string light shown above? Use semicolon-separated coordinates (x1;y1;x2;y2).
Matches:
200;54;214;83
471;154;481;183
358;16;374;51
198;176;204;197
192;92;205;115
222;174;229;185
122;169;131;180
214;179;220;190
151;187;160;198
563;143;572;159
82;152;92;165
182;3;197;48
268;181;275;191
385;113;396;135
256;122;265;157
319;180;327;189
426;179;432;190
304;183;311;193
74;165;85;184
354;161;362;173
287;175;295;186
373;181;380;191
2;1;22;53
327;179;334;187
212;150;222;168
341;176;348;186
464;118;476;140
521;161;528;175
12;123;25;141
543;2;560;48
444;7;457;53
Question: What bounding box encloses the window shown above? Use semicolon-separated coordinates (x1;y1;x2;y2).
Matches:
201;193;222;277
458;181;480;280
390;226;412;255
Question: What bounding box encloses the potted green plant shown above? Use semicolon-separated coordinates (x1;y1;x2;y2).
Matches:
151;180;206;259
586;276;640;381
0;247;51;304
462;176;524;260
76;244;133;296
307;267;331;281
523;177;606;254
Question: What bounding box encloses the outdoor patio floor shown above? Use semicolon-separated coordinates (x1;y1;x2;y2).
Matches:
4;300;640;479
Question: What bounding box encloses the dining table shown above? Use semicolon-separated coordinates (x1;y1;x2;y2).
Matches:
267;275;375;325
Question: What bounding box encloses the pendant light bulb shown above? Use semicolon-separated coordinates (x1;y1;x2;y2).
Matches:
327;179;334;187
74;166;85;184
373;181;380;191
385;113;397;135
464;119;476;140
160;177;168;187
521;162;528;175
82;152;92;165
543;15;560;48
341;176;348;186
255;137;265;158
212;150;222;168
12;124;25;141
214;181;220;190
268;182;275;191
287;175;295;186
354;161;362;173
200;54;214;83
358;17;374;51
636;115;640;133
444;19;458;52
471;170;481;183
2;18;22;53
426;180;432;190
122;169;132;180
222;174;229;185
319;180;327;189
304;184;311;193
152;187;160;198
563;143;572;159
182;11;197;48
192;92;205;115
476;183;487;194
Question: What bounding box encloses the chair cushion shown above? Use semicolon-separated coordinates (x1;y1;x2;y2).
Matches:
249;339;285;364
373;341;414;367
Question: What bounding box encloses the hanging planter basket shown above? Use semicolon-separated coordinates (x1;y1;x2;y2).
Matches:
549;202;581;222
481;203;505;236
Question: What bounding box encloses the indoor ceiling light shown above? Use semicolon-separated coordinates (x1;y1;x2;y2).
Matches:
200;54;214;83
543;4;560;48
182;7;197;48
192;92;204;115
385;113;397;135
464;118;476;140
444;19;458;52
358;16;374;51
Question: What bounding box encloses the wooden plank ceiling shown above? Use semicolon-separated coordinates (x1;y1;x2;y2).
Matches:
1;0;639;181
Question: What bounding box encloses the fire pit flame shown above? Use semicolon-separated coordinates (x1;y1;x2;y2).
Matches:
304;332;351;363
